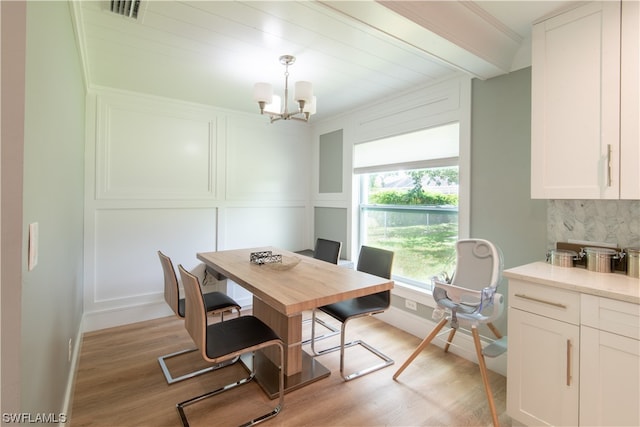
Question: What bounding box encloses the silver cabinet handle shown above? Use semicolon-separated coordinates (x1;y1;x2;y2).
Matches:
566;339;572;386
607;144;612;187
514;293;567;309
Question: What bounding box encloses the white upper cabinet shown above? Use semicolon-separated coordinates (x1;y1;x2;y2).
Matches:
531;1;639;199
620;0;640;199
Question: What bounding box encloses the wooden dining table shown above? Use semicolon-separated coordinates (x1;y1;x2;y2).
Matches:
197;246;394;397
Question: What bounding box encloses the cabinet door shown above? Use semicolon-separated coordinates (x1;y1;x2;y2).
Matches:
620;0;640;199
507;309;580;426
531;1;621;199
580;327;640;426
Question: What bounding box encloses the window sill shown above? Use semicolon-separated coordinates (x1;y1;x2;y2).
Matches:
392;281;437;309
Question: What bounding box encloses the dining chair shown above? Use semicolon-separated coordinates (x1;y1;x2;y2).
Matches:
312;238;342;264
301;238;343;344
392;238;506;427
157;250;242;384
176;264;284;427
310;245;395;381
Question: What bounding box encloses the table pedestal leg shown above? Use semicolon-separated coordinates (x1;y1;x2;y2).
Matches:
250;297;330;398
252;297;302;375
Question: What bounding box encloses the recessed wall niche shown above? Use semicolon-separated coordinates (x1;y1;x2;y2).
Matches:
319;129;343;193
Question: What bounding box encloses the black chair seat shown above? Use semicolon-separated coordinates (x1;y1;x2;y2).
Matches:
319;292;388;323
177;292;239;318
205;316;281;360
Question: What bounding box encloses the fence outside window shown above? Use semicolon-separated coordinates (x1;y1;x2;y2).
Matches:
360;204;458;290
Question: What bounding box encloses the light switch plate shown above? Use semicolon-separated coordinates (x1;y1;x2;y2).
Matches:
28;222;38;271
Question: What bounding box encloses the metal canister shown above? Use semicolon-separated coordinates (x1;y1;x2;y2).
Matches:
547;249;578;267
625;247;640;278
581;247;621;273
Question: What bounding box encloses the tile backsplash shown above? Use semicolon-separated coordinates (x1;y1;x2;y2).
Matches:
548;200;640;250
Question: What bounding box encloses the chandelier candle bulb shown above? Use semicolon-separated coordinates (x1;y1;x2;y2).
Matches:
253;82;273;104
265;95;281;115
304;96;317;114
294;81;313;103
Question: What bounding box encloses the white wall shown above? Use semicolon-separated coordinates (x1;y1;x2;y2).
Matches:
83;90;312;331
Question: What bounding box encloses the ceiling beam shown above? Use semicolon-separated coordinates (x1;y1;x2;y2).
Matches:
320;1;523;80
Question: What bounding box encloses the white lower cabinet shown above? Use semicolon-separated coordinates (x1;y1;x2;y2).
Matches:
507;280;640;426
580;295;640;426
507;280;580;426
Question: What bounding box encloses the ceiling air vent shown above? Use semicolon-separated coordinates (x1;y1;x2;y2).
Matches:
110;0;141;19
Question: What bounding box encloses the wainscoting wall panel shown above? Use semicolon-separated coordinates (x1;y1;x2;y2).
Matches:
222;206;307;251
95;94;217;200
225;119;309;201
92;207;217;302
84;90;313;331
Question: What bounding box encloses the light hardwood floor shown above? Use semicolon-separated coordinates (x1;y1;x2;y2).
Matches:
71;313;511;427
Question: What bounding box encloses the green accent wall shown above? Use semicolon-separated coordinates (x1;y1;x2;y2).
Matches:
470;67;547;335
318;129;343;193
314;207;348;259
21;1;86;415
471;67;546;269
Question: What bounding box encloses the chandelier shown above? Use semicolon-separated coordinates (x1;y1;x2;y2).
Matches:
253;55;316;123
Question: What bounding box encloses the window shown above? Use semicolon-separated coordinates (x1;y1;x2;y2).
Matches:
355;123;460;291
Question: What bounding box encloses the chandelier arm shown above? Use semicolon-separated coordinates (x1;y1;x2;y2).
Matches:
289;113;309;122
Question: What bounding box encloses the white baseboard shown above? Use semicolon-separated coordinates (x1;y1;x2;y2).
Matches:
60;317;85;426
379;306;507;376
82;301;174;333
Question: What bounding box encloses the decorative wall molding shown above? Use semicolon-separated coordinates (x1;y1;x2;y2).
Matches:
85;88;314;329
224;118;310;202
88;207;218;305
221;205;309;251
353;77;465;144
95;93;217;200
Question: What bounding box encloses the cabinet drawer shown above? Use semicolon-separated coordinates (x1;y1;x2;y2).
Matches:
582;294;640;340
509;279;580;325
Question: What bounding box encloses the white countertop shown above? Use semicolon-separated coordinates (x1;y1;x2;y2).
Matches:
504;262;640;304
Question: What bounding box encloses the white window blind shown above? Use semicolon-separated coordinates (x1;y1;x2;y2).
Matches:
353;122;459;174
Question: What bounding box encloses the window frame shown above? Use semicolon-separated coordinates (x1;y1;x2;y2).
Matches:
347;76;471;298
356;147;460;292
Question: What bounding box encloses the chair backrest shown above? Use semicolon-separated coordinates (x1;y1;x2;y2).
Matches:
357;245;394;279
314;238;342;264
178;264;208;357
356;245;394;306
450;239;503;292
158;250;182;317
